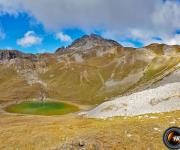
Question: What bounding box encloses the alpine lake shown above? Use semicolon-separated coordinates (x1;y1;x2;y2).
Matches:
5;101;79;116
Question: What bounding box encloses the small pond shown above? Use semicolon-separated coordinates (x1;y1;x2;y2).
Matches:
5;101;79;116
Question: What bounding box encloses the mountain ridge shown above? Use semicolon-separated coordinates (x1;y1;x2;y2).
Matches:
0;34;179;104
0;34;179;57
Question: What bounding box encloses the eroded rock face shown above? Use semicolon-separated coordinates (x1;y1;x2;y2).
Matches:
0;50;37;61
0;50;23;60
56;34;121;54
68;34;120;50
0;50;51;73
0;50;49;90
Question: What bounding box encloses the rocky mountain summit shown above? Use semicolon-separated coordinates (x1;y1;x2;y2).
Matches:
56;34;121;54
68;34;120;50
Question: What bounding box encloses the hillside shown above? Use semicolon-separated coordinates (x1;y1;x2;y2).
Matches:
0;34;179;150
0;34;179;105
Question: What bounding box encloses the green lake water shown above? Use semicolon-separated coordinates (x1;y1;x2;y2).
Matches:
5;101;79;116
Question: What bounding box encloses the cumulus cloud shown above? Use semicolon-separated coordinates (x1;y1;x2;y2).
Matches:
152;1;180;34
17;31;42;47
128;29;161;45
0;0;180;46
0;0;159;31
163;34;180;45
0;0;22;15
26;0;155;30
55;32;72;42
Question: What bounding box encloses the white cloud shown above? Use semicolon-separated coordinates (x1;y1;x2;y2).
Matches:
129;28;180;46
120;41;136;48
17;31;42;47
0;0;180;46
130;29;151;41
55;32;72;42
128;29;161;45
0;0;22;15
0;0;159;31
163;34;180;45
152;1;180;34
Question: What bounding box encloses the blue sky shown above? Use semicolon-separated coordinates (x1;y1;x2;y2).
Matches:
0;0;179;53
0;13;86;53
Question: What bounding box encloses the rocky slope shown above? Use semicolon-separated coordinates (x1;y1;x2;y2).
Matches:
0;34;179;105
82;82;180;118
0;50;37;61
56;34;120;54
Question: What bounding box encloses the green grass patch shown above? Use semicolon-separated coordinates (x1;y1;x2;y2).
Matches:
5;101;79;116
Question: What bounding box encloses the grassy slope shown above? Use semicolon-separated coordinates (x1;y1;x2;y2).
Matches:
0;45;179;105
0;65;42;102
0;110;179;149
123;56;180;95
40;48;179;105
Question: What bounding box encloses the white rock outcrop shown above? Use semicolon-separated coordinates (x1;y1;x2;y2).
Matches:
83;82;180;118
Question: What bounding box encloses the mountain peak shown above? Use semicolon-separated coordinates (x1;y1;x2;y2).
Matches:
85;33;103;39
66;34;120;51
